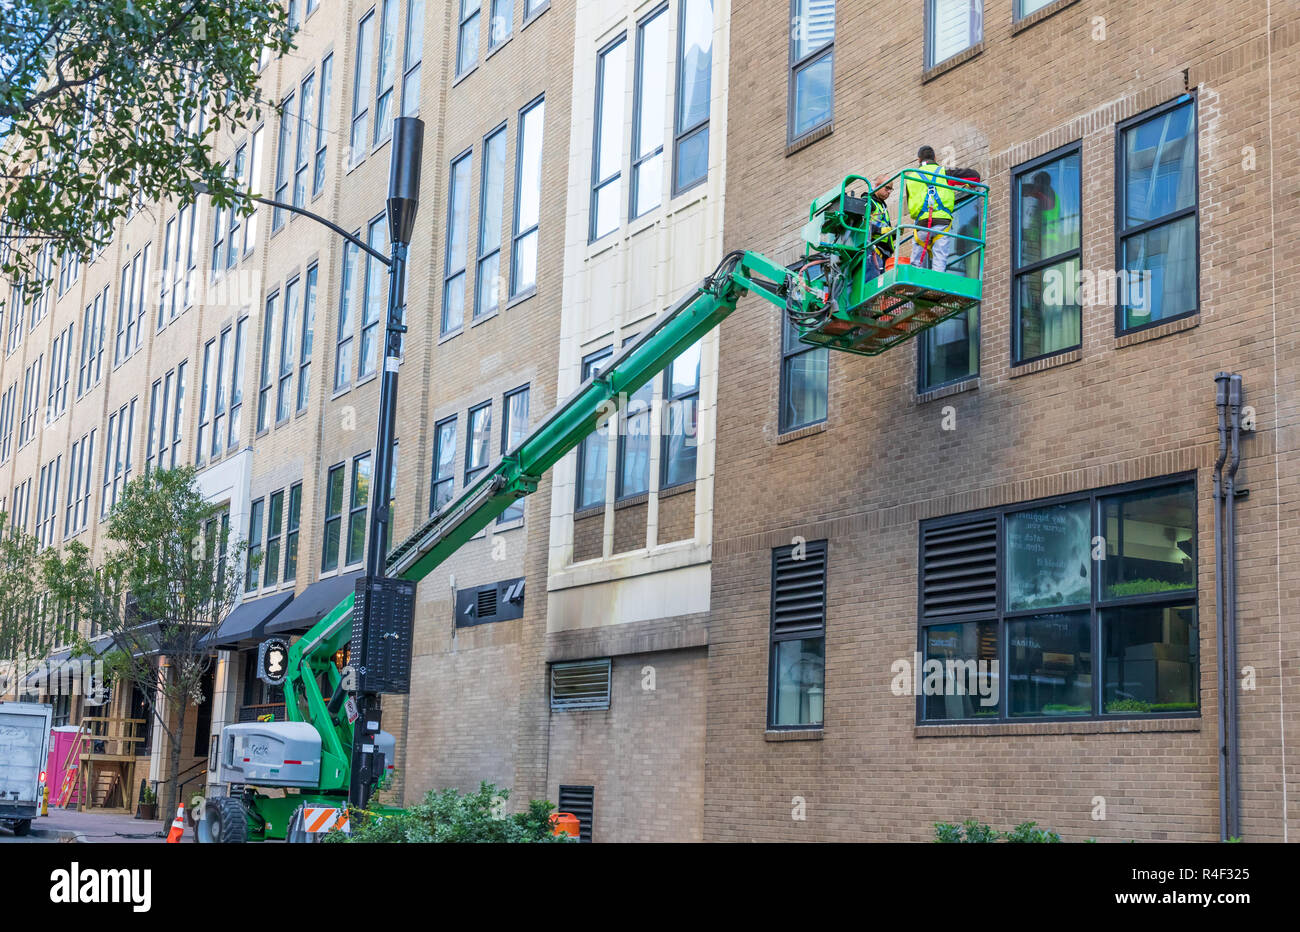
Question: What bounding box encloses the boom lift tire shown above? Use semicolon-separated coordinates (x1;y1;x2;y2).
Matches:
195;796;248;844
12;819;31;836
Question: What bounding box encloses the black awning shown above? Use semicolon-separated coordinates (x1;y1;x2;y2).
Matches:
202;591;295;650
264;570;363;636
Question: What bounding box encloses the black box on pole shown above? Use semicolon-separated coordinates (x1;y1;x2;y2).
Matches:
351;576;416;694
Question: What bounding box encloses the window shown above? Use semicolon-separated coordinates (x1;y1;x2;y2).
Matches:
457;0;480;75
524;0;547;19
78;286;108;395
196;338;214;461
101;398;137;517
590;36;626;241
7;284;24;353
264;489;284;587
145;363;184;472
465;402;492;485
258;291;278;432
511;96;544;297
551;660;611;711
661;340;700;489
335;239;360;389
295;73;315;206
58;251;79;296
443;152;471;334
227;141;254;266
1118;98;1198;333
926;0;982;69
160;202;197;323
64;430;95;538
314;53;333;196
273;95;295;230
246;497;264;591
346;453;372;565
476;125;507;318
918;477;1198;722
284;482;302;581
350;12;376;160
1012;143;1082;363
228;317;248;450
1015;0;1054;19
780;316;827;432
673;0;711;193
631;7;667;219
11;478;31;534
115;245;150;363
575;347;612;509
374;0;397;142
430;416;457;513
618;370;652;499
489;0;511;50
918;190;982;390
212;327;230;455
298;263;318;412
210;179;226;276
768;539;827;728
0;383;15;463
402;0;426;115
18;355;42;447
499;386;529;521
322;462;346;571
277;277;300;423
360;216;389;377
789;0;834;142
35;456;61;549
46;322;73;421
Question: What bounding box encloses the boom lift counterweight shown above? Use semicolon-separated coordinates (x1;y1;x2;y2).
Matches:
202;169;988;842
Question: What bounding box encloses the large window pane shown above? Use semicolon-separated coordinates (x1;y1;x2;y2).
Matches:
1007;612;1091;717
1015;257;1081;361
1015;151;1080;267
770;637;825;726
928;0;982;68
511;97;544;296
1102;604;1198;714
1123;104;1196;227
662;341;700;488
591;38;626;240
920;305;978;390
674;0;711;192
781;317;827;431
1101;482;1195;599
922;621;999;720
1121;214;1197;329
1006;500;1091;611
632;9;667;218
443;153;471;333
476;127;507;318
791;52;832;139
576;349;611;509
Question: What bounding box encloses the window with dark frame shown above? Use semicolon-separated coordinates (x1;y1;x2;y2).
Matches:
314;53;333;196
631;6;668;219
919;191;982;391
768;539;827;729
346;452;372;566
489;0;512;50
1117;97;1198;334
1012;142;1082;365
277;276;300;423
374;0;397;143
788;0;834;144
779;315;827;432
335;238;360;389
590;35;627;242
245;496;264;592
1015;0;1055;20
272;95;294;231
575;346;612;510
926;0;982;70
457;0;481;76
284;482;302;581
294;72;315;206
661;339;700;490
511;96;544;297
917;476;1199;723
673;0;711;194
350;11;376;160
617;338;652;500
298;263;318;412
212;326;230;456
360;216;389;377
264;488;284;587
322;462;346;572
476;124;507;319
430;415;457;514
465;402;492;486
443;151;471;334
499;385;530;522
402;0;426;116
196;338;214;462
228;316;248;449
257;291;278;432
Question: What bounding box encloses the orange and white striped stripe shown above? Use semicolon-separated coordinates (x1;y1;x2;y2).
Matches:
303;806;351;834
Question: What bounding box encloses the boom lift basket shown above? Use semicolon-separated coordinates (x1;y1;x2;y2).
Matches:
793;168;987;356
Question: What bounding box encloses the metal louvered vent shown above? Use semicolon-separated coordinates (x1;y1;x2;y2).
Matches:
476;586;498;618
550;658;612;711
771;540;827;636
921;517;997;618
557;785;594;842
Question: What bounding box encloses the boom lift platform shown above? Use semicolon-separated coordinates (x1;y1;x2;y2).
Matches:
200;168;987;842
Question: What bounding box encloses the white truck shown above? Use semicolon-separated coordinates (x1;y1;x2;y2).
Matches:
0;702;52;836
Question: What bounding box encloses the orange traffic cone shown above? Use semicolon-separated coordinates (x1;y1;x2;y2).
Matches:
165;805;185;843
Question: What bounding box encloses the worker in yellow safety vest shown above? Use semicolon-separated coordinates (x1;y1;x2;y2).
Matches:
905;145;957;273
866;175;895;280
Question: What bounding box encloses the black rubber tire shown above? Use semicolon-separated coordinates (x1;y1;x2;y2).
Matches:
12;819;31;837
196;796;248;844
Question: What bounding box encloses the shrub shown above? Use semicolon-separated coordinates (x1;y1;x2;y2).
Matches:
1003;821;1061;843
934;819;1061;843
327;782;563;843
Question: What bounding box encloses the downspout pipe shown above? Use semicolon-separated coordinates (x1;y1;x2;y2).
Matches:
1212;373;1230;840
1224;374;1244;839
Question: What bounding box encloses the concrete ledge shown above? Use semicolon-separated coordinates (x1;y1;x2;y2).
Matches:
1115;313;1199;348
915;717;1200;738
765;729;824;742
544;612;708;662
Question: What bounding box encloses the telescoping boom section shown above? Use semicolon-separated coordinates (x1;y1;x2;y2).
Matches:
278;167;988;784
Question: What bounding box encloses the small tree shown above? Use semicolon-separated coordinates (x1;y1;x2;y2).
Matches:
44;466;248;813
0;515;56;699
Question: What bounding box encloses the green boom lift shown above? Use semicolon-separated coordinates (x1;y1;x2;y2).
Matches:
198;168;987;842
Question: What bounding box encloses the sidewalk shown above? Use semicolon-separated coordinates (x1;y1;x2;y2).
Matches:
32;807;191;844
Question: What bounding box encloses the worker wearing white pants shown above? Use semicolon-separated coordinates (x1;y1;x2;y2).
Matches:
910;220;952;272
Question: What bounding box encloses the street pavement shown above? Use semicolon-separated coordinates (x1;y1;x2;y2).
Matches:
0;807;189;844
